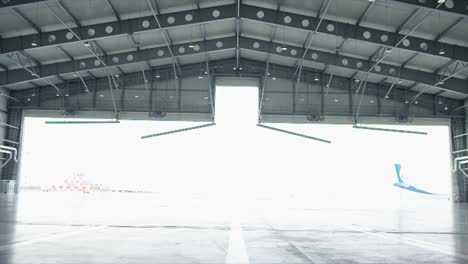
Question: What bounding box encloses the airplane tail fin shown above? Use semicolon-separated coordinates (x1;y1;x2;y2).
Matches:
394;164;403;183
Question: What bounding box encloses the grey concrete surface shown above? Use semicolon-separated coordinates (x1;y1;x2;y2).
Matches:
0;192;467;264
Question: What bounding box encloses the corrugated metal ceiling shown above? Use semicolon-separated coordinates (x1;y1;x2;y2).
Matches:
0;0;466;100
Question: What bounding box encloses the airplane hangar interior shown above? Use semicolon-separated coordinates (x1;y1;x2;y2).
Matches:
0;0;468;263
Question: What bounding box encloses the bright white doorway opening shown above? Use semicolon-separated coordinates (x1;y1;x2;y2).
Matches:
17;85;452;225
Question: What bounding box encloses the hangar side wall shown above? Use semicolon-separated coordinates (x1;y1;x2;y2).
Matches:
451;117;467;202
1;107;22;189
260;77;448;119
0;88;9;179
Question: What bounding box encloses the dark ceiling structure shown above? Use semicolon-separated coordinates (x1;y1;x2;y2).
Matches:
0;0;466;105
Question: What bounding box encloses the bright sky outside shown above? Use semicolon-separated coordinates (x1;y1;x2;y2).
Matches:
19;85;452;206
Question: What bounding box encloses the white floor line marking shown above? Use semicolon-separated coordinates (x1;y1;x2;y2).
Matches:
0;225;105;252
225;219;250;264
344;225;468;260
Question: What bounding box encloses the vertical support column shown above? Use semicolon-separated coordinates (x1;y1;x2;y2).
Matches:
2;107;23;193
451;117;467;202
5;69;9;88
120;78;126;112
465;105;468;202
320;80;325;117
63;81;69;110
36;87;41;108
177;77;182;113
149;70;154;113
305;80;310;114
292;79;297;114
404;89;410;117
258;76;264;119
377;85;381;116
92;79;97;109
211;76;217;116
0;88;9;179
348;81;353;115
173;65;181;113
20;36;24;53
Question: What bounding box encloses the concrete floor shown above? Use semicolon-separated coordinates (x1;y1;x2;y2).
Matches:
0;192;468;264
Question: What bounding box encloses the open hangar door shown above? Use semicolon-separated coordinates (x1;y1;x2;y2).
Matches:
253;72;456;206
8;67;222;225
4;57;466;202
214;74;455;207
16;111;224;223
1;63;461;212
13;73;458;209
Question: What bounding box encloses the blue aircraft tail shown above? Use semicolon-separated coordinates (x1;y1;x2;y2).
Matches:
392;163;436;195
394;164;403;183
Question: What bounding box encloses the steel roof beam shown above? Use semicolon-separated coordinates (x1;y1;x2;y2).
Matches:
316;0;329;18
0;0;47;9
240;37;468;96
104;0;121;21
0;0;437;23
55;75;65;83
0;59;372;98
19;50;40;66
0;4;235;54
370;47;385;62
401;53;418;68
412;59;466;100
55;0;81;27
146;0;182;75
435;17;464;42
2;35;467;96
89;41;107;57
87;71;97;79
389;0;468;19
379;77;389;86
351;72;360;81
56;46;73;61
436;59;457;74
257;0;282;77
9;58;462;114
355;1;375;26
197;1;214;116
6;52;61;93
11;1;76;81
153;0;195;76
11;60;220;108
0;37;236;87
396;8;420;34
364;8;420;85
11;8;41;33
241;5;468;65
28;80;40;88
335;0;370;57
127;34;139;49
293;0;333;78
2;0;468;20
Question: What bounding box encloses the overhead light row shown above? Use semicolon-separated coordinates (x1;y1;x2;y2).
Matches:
268;73;320;81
